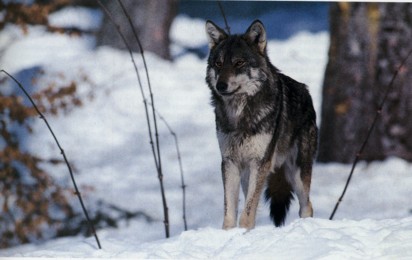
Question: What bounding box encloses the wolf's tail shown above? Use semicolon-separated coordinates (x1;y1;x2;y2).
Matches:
264;166;294;227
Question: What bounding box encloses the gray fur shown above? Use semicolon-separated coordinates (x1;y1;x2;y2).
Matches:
205;20;318;229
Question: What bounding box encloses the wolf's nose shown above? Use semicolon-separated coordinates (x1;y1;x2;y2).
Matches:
216;82;228;93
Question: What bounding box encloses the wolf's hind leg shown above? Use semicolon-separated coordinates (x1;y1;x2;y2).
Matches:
290;165;313;218
294;125;317;218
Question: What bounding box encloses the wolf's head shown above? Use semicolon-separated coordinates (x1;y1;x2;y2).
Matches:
205;20;276;98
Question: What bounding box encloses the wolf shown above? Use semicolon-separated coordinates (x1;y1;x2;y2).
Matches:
205;20;318;230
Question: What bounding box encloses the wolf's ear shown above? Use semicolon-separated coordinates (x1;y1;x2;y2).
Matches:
244;20;267;54
206;20;228;49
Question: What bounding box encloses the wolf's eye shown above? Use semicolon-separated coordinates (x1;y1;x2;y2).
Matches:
235;60;246;68
215;61;223;68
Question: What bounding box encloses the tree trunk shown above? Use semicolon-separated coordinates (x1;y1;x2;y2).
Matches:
318;3;412;163
97;0;178;60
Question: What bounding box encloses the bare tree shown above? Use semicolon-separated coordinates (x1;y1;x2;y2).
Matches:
318;3;412;163
97;0;178;60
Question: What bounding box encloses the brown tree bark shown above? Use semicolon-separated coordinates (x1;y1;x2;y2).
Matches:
97;0;178;60
318;3;412;163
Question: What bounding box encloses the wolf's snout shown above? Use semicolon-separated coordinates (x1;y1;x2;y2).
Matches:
216;82;228;93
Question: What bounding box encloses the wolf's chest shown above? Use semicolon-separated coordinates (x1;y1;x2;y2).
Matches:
222;98;247;128
218;94;274;132
217;131;272;161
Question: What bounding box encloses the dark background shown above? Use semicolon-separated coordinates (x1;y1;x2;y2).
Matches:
178;1;329;40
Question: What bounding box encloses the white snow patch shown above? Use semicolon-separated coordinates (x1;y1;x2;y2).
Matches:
48;6;103;31
2;218;412;258
170;15;208;48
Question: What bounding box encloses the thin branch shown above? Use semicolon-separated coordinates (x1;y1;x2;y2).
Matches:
116;0;169;238
95;0;159;172
116;0;163;181
117;0;162;174
217;0;231;35
155;109;188;231
96;0;170;238
1;69;102;249
329;47;412;220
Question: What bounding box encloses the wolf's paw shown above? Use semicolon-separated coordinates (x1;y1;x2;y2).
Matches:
222;218;237;230
299;201;313;218
239;215;256;230
222;223;236;230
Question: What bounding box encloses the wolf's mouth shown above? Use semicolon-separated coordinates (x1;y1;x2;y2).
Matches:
219;86;241;96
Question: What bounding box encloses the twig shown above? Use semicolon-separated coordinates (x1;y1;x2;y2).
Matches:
96;0;170;238
116;0;169;238
155;109;188;231
217;1;231;35
1;69;102;249
329;48;412;220
96;0;159;171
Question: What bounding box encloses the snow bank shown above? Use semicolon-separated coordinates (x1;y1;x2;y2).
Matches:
2;218;412;258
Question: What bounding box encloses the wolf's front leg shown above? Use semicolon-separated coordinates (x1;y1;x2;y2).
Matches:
222;159;241;230
239;161;270;230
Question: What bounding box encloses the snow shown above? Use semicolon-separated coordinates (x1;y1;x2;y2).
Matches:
3;218;412;258
48;6;103;31
1;7;412;259
170;16;208;48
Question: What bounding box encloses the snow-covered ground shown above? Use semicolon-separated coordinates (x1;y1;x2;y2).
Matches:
3;217;412;258
1;9;412;259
